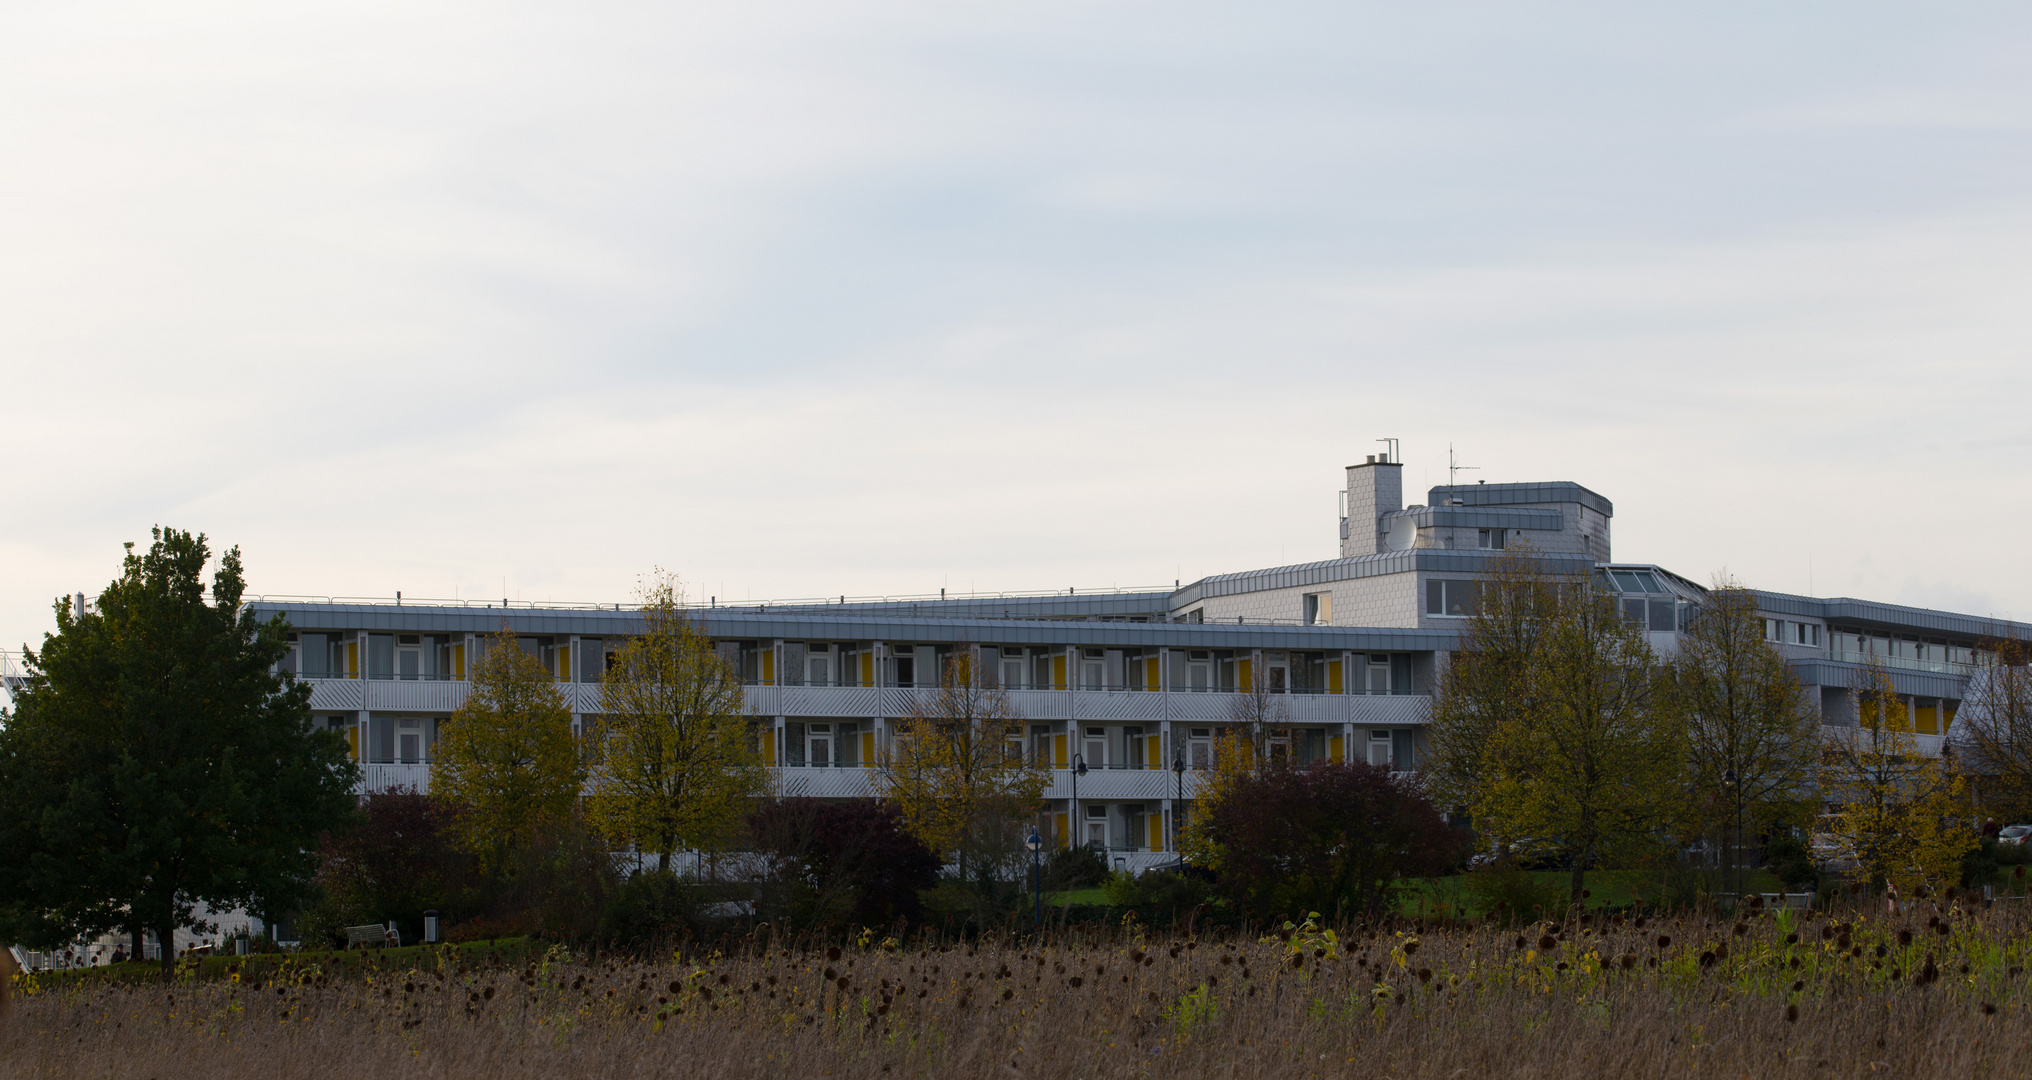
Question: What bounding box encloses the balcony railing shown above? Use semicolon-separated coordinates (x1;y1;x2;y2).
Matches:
1828;650;1971;676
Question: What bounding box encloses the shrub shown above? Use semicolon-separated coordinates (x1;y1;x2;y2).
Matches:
1198;761;1466;919
1045;844;1108;890
749;799;942;928
312;788;482;945
598;871;694;948
1764;832;1820;892
1464;865;1570;921
1102;869;1212;921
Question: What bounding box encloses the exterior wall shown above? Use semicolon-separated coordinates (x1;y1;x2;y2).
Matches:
1341;461;1403;558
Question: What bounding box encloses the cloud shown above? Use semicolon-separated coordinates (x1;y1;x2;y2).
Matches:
4;2;2032;648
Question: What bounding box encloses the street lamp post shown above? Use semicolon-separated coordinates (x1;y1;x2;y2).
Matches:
1171;756;1185;852
1026;829;1044;928
1070;753;1089;851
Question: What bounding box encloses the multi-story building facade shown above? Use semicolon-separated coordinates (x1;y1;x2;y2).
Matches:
175;455;2032;872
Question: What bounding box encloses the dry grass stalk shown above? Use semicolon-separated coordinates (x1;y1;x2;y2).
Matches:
9;903;2032;1079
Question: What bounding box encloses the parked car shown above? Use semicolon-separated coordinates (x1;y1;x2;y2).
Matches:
1999;824;2032;846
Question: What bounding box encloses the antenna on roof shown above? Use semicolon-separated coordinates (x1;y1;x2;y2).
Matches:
1375;437;1399;464
1447;443;1478;501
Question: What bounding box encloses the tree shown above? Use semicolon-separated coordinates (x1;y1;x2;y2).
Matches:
879;646;1047;905
1178;660;1295;870
1951;634;2032;821
749;799;942;929
1475;576;1685;905
1662;581;1823;898
431;627;584;872
1820;661;1976;894
1427;549;1560;819
1195;760;1463;920
586;575;770;873
0;529;359;970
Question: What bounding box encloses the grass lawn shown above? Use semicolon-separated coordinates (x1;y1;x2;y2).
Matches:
1395;869;1792;920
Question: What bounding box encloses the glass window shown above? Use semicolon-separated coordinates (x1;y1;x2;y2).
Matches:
300;633;330;677
1425;580;1481;617
1648;600;1675;632
367;634;394;681
1612;571;1645;593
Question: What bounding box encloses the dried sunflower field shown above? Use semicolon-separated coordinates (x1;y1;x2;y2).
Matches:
10;903;2032;1079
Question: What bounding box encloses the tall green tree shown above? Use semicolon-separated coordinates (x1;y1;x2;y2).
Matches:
1461;573;1685;905
586;574;770;873
1426;549;1560;820
0;529;359;970
430;627;584;871
1662;581;1823;897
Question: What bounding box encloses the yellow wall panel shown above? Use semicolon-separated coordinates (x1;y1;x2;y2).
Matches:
346;726;359;761
1238;658;1252;690
558;646;570;681
1053;655;1066;690
453;643;465;679
1328;660;1342;693
1054;814;1069;848
1330;735;1344;762
346;642;358;677
861;653;874;687
762;650;775;686
862;731;875;765
1053;734;1068;767
1146;735;1160;769
1145;657;1159;690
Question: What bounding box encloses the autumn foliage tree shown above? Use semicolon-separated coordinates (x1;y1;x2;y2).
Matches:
1820;661;1975;893
1662;581;1823;896
879;647;1047;901
1952;634;2032;821
430;628;585;872
587;575;770;873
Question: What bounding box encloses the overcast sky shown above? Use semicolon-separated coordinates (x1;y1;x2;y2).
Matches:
3;2;2030;652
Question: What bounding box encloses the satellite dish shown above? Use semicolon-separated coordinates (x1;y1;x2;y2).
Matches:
1385;516;1417;552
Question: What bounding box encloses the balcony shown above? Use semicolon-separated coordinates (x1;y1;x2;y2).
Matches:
303;676;1431;727
358;763;432;794
1828;649;1971;677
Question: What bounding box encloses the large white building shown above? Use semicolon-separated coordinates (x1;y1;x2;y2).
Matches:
204;454;2028;872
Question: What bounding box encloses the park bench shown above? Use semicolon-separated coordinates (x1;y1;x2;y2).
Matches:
344;923;399;950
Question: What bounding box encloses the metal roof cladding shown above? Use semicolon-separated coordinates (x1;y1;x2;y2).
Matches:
242;600;1461;652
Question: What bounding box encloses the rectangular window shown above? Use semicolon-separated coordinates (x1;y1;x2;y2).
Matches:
300;633;330;677
1302;592;1332;626
1622;599;1647;627
1425;579;1482;617
1648;599;1675;632
1477;528;1506;550
367;634;395;681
